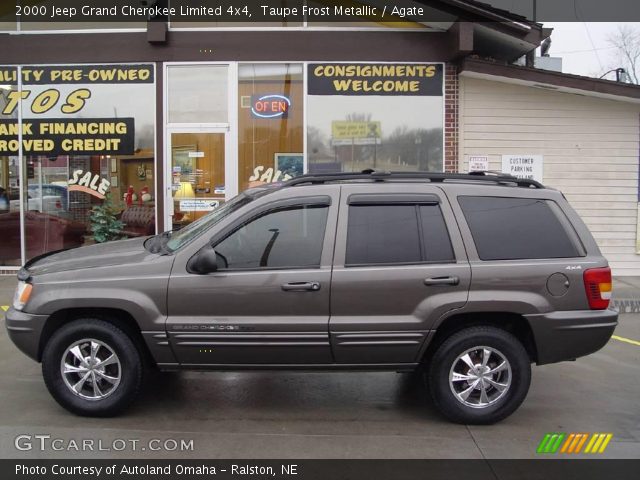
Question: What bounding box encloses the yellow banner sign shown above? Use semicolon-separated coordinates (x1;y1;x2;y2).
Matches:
331;121;381;139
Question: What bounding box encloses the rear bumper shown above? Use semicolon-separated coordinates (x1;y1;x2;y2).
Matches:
4;307;48;362
525;309;618;365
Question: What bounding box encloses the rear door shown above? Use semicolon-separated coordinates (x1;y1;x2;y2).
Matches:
329;183;471;365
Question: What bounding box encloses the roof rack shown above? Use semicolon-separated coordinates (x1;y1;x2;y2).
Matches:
283;170;544;189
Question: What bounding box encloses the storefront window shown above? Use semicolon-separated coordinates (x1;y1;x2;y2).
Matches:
168;65;228;123
238;63;303;191
0;67;22;266
307;63;444;173
0;64;156;266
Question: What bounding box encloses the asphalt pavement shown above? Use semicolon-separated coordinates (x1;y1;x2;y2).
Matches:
0;275;638;459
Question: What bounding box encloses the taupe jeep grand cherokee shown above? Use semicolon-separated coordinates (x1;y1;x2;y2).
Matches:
6;171;617;424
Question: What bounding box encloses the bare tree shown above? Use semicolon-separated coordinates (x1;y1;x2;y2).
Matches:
607;25;640;84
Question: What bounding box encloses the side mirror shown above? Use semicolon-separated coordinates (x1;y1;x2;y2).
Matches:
188;245;219;274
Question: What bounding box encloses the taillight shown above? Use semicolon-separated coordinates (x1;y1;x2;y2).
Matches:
583;267;612;310
55;199;62;209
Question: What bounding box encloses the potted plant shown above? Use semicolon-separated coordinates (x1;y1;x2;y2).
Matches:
88;193;124;243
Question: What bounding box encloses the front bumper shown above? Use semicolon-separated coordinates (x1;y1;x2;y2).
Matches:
525;308;618;365
4;306;48;362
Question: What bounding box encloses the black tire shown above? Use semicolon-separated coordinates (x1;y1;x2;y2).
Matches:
42;318;143;417
427;326;531;425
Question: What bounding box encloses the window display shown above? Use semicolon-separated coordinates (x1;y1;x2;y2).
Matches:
0;69;21;265
307;63;444;173
238;63;303;191
0;64;156;266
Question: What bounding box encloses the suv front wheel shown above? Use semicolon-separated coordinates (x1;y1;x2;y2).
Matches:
42;318;143;417
427;326;531;424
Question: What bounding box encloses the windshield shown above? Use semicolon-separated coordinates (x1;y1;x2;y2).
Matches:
164;194;254;252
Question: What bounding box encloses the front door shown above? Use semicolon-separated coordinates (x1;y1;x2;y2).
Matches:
167;130;228;231
166;185;339;366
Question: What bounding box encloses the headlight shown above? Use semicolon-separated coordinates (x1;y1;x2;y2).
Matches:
13;281;33;311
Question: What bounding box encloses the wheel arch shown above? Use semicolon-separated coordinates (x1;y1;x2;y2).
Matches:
38;308;156;368
422;311;538;364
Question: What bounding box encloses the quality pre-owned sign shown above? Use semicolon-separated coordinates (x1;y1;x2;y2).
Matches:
0;65;154;85
308;63;443;96
0;118;134;155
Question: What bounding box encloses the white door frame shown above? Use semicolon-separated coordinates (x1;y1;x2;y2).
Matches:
163;62;239;232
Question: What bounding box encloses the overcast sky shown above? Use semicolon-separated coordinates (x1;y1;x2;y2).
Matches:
543;22;639;78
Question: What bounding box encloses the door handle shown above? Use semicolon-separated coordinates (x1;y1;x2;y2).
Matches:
281;281;321;292
424;276;460;286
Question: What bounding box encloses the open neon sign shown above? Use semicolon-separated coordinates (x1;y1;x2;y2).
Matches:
251;94;291;119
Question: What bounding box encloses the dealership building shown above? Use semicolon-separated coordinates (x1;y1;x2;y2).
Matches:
1;0;640;274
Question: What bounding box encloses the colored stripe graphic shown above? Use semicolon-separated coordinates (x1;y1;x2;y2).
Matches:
536;434;553;453
574;434;589;453
585;433;613;454
560;433;589;453
538;433;613;454
537;433;566;453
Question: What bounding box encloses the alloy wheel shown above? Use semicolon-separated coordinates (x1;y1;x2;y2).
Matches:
448;346;512;408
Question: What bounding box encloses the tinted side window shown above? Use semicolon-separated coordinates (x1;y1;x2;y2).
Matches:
346;204;455;265
458;196;581;260
346;205;421;265
420;205;455;262
215;205;328;269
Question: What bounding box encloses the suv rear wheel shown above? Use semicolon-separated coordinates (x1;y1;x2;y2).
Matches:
427;326;531;424
42;318;143;417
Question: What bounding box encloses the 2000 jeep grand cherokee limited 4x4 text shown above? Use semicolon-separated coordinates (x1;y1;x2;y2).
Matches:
5;171;617;424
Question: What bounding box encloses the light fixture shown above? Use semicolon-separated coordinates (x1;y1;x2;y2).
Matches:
174;181;195;199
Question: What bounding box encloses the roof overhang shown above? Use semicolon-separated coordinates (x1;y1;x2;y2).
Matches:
459;57;640;104
423;1;547;61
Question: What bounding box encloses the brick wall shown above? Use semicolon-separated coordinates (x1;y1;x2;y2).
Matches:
444;64;459;173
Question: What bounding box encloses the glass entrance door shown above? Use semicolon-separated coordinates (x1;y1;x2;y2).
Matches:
169;131;226;230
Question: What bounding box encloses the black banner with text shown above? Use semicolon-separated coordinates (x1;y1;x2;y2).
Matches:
0;118;135;156
3;1;640;22
3;459;640;480
308;63;443;96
